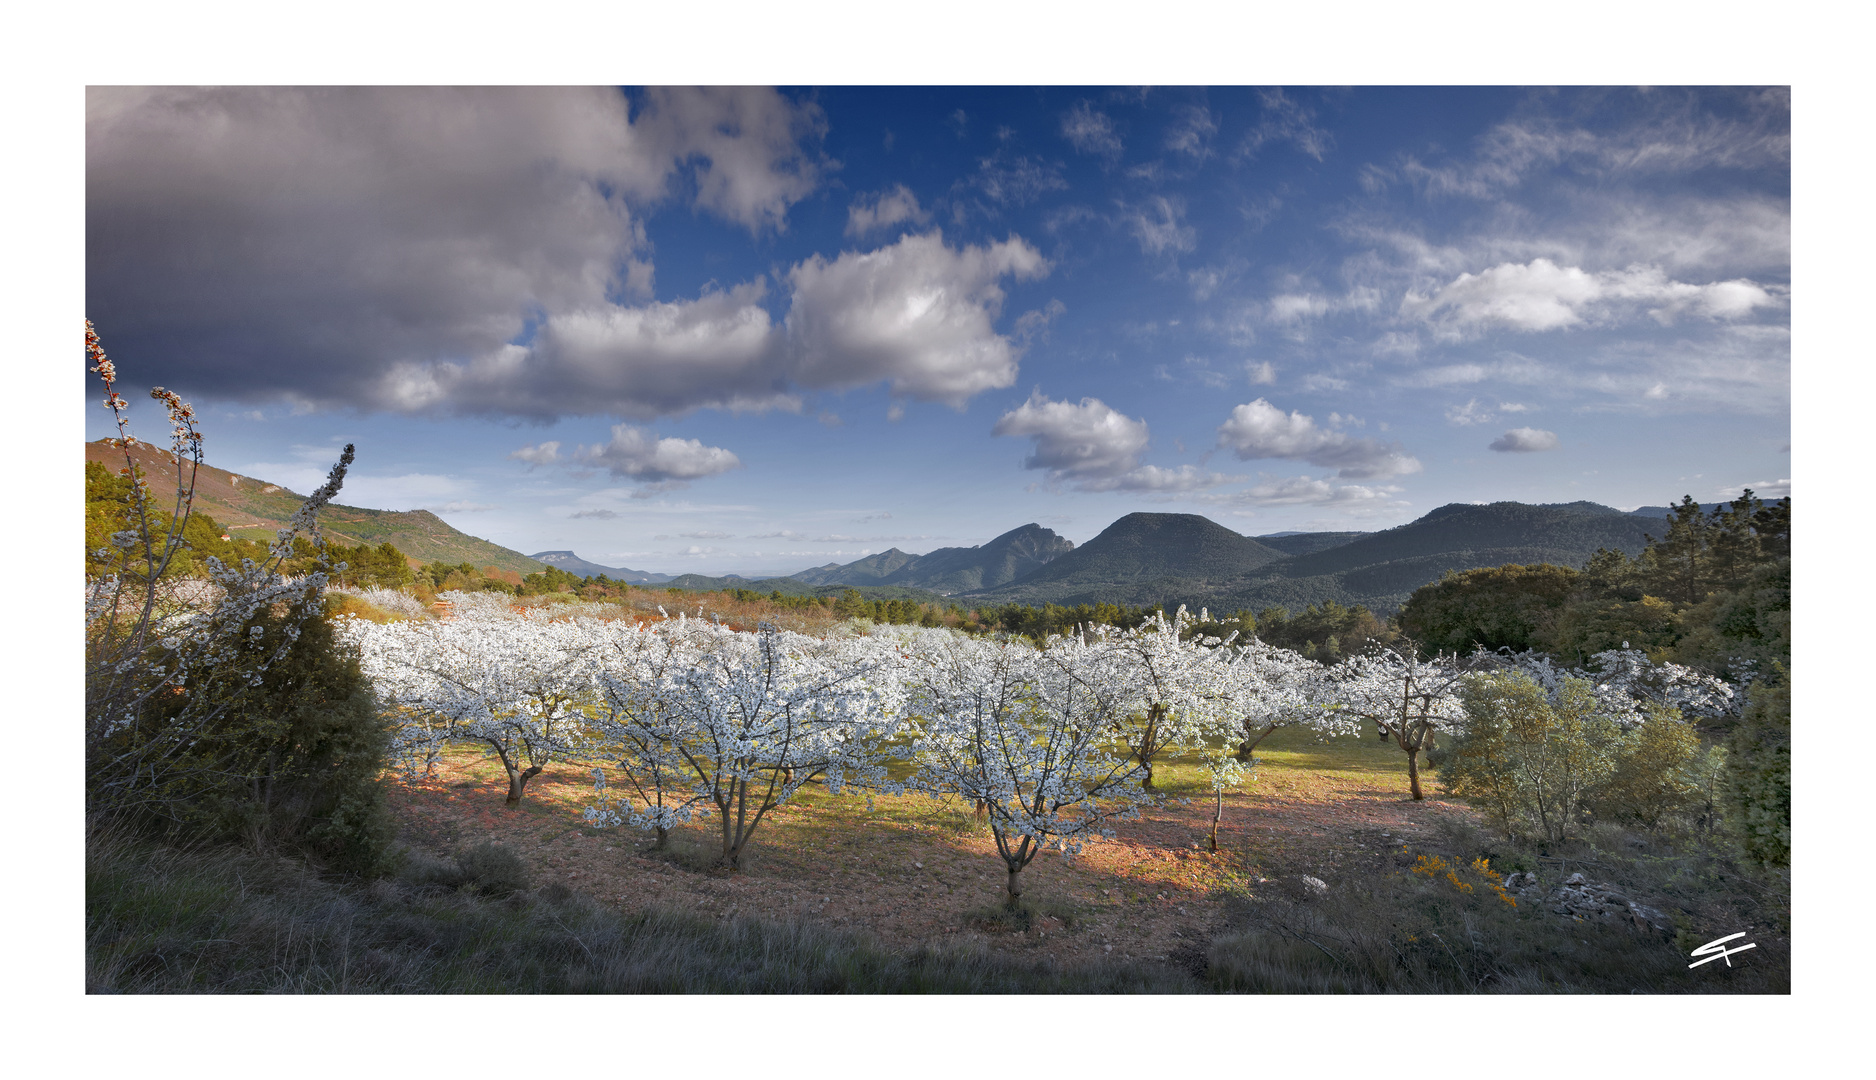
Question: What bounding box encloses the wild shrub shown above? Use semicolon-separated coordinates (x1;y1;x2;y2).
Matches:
84;320;391;872
1726;671;1789;867
1438;671;1617;844
456;842;532;896
1591;707;1705;832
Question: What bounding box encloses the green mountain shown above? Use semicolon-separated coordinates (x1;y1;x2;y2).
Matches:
966;502;1663;616
1252;531;1369;557
86;438;546;577
787;524;1075;594
975;513;1286;606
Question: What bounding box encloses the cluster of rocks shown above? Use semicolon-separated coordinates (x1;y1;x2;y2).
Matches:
1502;871;1673;934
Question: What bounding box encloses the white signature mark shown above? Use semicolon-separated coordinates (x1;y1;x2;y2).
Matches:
1688;932;1757;969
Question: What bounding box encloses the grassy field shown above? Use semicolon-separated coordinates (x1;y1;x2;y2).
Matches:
87;720;1789;993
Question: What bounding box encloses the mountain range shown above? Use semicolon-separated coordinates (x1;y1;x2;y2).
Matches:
619;501;1673;615
91;438;1684;615
528;551;672;584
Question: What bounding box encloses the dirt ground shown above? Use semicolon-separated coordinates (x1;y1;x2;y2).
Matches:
388;731;1483;971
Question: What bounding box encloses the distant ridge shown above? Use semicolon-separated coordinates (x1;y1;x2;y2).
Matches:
528;551;672;584
965;501;1663;616
784;524;1074;595
974;513;1285;604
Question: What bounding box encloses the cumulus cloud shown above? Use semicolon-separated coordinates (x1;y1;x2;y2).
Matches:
1122;196;1197;256
785;230;1049;406
631;87;828;232
569;508;618;519
1246;361;1277;385
1216;399;1422;479
1196;475;1405;511
87;87;827;410
1401;259;1781;337
432;281;787;419
994;392;1146;479
510;441;563;466
575;424;743;481
845;184;928;237
992;391;1231;493
1061;101;1122;160
179;216;1049;420
1488;427;1560;452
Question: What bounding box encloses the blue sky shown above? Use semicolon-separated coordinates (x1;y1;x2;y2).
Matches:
85;86;1789;577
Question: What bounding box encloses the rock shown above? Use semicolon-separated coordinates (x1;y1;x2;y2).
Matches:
1300;875;1329;895
1564;872;1588;886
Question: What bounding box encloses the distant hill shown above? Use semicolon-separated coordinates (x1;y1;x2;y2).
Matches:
528;551;673;584
1626;501;1731;520
86;438;546;577
787;524;1074;594
1253;531;1369;557
965;502;1663;616
974;514;1286;606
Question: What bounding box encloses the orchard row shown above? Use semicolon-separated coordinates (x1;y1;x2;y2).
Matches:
343;596;1734;903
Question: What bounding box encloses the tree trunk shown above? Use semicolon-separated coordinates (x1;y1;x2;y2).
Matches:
1005;866;1025;909
1209;789;1223;852
972;799;989;822
1236;723;1277;762
652;824;669;850
505;764;542;805
1140;759;1155;790
1405;747;1424;800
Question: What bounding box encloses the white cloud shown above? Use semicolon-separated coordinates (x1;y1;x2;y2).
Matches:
971;151;1068;206
1216;399;1422;479
845;184;928;237
1390;90;1788;201
1714;479;1790;501
373;229;1051;419
1164;104;1218;160
1247;361;1277;385
1061;101;1122;160
569;508;618;519
785;230;1049;406
993;391;1236;493
1445;399;1494;426
630;87;828;233
1122;196;1196;256
510;441;562;466
1489;427;1560;452
431;501;496;513
1401;259;1782;337
405;281;787;420
1238;88;1332;162
1014;298;1067;343
1197;475;1405;511
575;424;743;482
994;391;1147;480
